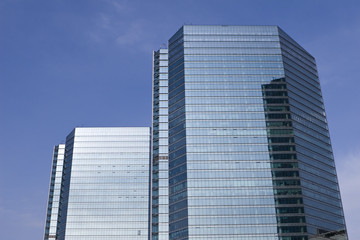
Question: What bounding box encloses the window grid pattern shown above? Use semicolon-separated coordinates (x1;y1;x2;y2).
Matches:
152;49;170;240
57;127;151;240
168;25;287;240
167;25;347;240
278;28;346;235
44;144;65;240
262;78;308;240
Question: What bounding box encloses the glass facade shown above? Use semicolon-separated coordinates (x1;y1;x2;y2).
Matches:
44;144;65;240
165;25;347;240
278;28;346;236
43;25;347;240
152;49;170;240
52;127;151;240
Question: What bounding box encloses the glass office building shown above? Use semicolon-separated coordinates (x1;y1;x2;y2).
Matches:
44;25;347;240
44;144;65;240
165;25;347;240
44;127;151;240
152;49;170;240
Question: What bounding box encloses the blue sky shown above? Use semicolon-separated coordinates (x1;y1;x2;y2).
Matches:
0;0;359;239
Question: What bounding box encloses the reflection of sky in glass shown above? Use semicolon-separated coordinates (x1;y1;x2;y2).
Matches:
168;26;283;239
167;25;347;239
56;127;150;240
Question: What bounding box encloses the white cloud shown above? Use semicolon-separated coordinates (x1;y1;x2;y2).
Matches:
109;0;131;13
88;1;155;52
116;21;144;46
336;150;360;239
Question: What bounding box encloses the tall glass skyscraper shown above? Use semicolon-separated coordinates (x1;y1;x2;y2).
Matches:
44;25;348;240
163;25;347;240
44;127;151;240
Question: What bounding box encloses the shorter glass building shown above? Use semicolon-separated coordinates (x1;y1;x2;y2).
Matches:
44;127;151;240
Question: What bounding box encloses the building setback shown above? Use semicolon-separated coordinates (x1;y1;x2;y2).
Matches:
163;25;347;240
44;127;151;240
